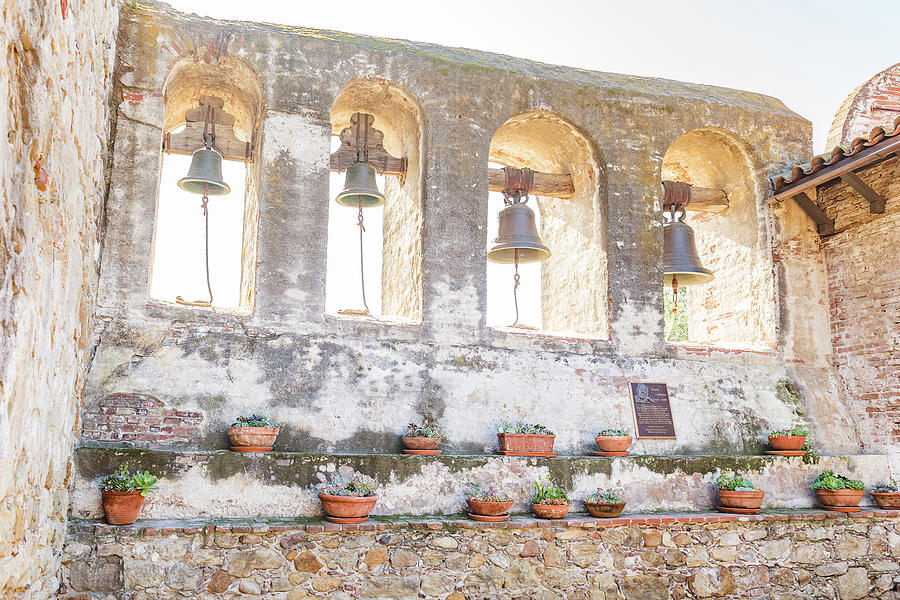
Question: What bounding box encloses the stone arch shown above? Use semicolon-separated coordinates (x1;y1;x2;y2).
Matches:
827;62;900;150
488;110;608;336
149;56;265;312
328;79;424;321
661;127;775;347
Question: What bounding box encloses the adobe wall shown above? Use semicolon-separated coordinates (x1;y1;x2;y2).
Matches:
0;0;118;597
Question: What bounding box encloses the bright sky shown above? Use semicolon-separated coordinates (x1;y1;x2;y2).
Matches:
167;0;899;153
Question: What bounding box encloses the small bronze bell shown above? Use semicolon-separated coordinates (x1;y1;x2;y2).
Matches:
335;161;386;208
487;202;551;264
178;146;231;196
662;207;713;286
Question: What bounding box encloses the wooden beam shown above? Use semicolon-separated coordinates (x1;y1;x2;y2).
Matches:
164;96;251;162
791;191;835;236
661;180;729;213
840;171;886;214
488;169;575;199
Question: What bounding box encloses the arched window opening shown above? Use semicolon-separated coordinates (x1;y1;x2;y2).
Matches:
661;128;775;348
487;111;607;337
149;58;263;313
326;81;423;322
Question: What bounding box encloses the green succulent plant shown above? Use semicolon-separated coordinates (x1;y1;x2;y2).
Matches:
811;470;864;491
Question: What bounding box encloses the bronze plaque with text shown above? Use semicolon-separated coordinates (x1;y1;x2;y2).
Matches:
629;383;676;439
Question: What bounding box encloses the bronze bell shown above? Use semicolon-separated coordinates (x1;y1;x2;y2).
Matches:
335;161;386;208
487;202;551;264
178;147;231;196
662;208;714;286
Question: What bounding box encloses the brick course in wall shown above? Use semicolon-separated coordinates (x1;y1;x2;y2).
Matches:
81;393;202;447
822;160;900;449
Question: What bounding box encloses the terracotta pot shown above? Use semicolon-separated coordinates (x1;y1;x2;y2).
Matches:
497;433;555;453
318;493;378;519
871;492;900;509
594;435;632;453
227;427;279;450
718;490;765;509
401;436;441;450
466;498;514;516
815;489;864;508
532;503;569;519
768;435;805;451
584;501;626;518
101;490;144;525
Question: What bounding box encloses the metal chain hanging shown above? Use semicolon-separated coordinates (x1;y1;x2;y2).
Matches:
502;167;534;327
356;196;368;314
176;106;217;308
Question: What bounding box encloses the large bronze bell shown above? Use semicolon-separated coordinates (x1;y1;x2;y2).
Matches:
335;161;386;208
662;208;713;286
178;147;231;196
487;202;551;264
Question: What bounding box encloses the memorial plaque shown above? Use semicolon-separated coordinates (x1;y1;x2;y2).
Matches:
629;383;676;439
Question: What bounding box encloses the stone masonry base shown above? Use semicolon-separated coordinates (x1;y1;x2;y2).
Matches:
59;510;900;599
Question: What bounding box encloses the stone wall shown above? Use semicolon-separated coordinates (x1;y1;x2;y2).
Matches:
0;0;118;597
820;158;900;451
58;511;900;599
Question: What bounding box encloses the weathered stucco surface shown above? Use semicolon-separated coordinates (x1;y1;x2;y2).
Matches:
0;0;118;597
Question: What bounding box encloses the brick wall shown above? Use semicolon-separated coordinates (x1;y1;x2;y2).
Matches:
828;63;900;149
822;160;900;449
81;393;202;448
0;0;118;597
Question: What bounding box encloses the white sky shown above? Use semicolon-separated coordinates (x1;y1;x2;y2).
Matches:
167;0;899;153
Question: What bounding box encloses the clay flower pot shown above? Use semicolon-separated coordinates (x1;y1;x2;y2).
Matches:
318;493;378;523
871;492;900;509
532;503;569;519
227;427;279;452
718;490;765;509
815;489;864;508
594;435;632;453
584;501;626;518
401;436;441;450
768;435;805;451
466;499;514;516
101;490;144;525
497;433;555;454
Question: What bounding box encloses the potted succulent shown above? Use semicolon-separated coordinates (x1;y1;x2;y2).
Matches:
768;425;807;452
594;428;632;455
99;463;159;525
227;414;278;452
870;480;900;509
715;470;764;513
583;488;626;518
811;470;865;511
497;422;555;455
316;472;378;524
401;422;443;455
528;475;569;519
465;483;514;522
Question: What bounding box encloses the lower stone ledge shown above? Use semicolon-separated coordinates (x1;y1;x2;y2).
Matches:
68;508;900;535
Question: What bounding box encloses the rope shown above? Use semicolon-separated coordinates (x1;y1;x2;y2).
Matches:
357;197;369;314
175;183;214;308
510;249;521;326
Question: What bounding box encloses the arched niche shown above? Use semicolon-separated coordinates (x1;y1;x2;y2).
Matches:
488;110;607;336
328;79;423;322
661;127;775;347
149;56;264;312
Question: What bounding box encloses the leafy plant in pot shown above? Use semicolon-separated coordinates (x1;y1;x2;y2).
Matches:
465;483;514;522
583;488;626;518
317;472;378;524
715;470;764;514
401;422;443;455
811;470;865;512
528;475;569;519
594;428;632;456
870;480;900;509
227;414;278;452
768;425;807;451
99;463;158;525
497;422;555;455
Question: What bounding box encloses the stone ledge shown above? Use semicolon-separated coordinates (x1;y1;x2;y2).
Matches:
68;508;900;536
